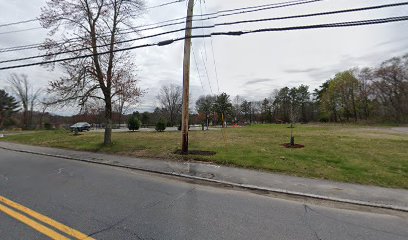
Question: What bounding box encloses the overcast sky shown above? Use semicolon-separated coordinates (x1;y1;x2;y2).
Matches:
1;0;408;115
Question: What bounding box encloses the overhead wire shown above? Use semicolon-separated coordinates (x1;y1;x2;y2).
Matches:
191;45;205;92
200;50;213;94
0;27;43;35
199;0;208;62
0;0;186;28
198;0;213;95
0;0;322;50
0;0;313;29
147;0;184;9
197;0;320;18
1;15;408;70
2;1;407;64
209;38;220;94
203;0;220;94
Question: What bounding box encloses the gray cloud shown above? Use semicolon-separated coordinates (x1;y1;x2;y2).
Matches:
307;67;338;82
244;78;274;85
284;68;319;74
374;37;408;48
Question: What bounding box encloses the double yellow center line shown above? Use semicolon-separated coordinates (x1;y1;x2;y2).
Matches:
0;195;95;240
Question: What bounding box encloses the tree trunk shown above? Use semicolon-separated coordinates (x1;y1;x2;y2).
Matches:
23;110;28;129
350;88;357;122
39;109;46;129
28;110;33;129
364;99;369;120
0;117;5;129
104;98;113;145
118;114;122;128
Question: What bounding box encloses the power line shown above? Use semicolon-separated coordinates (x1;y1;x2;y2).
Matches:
199;0;208;62
200;50;213;94
0;27;43;35
1;15;408;71
0;0;323;53
0;14;190;52
0;19;38;28
0;20;183;53
3;2;406;63
0;0;186;28
0;0;311;29
196;0;321;20
213;1;408;27
191;45;205;92
202;0;220;94
209;37;220;94
147;0;184;9
0;25;187;64
0;0;320;42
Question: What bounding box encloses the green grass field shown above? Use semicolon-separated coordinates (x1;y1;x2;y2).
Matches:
2;124;407;189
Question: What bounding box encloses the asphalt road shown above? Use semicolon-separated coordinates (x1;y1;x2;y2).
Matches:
0;148;407;240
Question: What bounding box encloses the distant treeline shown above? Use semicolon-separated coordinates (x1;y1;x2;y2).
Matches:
114;54;408;127
2;55;407;130
192;54;408;125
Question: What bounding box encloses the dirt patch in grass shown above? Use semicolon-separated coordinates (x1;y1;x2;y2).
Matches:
281;143;305;148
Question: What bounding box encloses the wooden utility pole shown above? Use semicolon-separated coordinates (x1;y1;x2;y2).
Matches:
181;0;194;154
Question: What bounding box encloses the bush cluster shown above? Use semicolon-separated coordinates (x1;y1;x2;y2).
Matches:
128;115;141;131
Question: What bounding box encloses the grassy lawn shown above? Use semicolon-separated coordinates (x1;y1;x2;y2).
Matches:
1;124;407;189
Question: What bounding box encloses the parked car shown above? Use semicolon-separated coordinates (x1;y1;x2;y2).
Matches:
70;122;91;132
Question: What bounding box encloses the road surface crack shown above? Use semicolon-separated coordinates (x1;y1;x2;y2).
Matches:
85;189;195;239
303;205;322;240
86;215;144;240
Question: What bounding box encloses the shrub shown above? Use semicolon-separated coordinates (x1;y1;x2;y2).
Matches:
319;116;329;123
44;122;52;130
155;119;166;132
128;116;141;131
3;118;16;128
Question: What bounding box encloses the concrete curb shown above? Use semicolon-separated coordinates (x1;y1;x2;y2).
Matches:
1;145;407;213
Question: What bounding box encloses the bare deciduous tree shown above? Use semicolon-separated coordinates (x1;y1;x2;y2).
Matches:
373;56;408;122
8;73;42;129
157;84;182;127
113;74;143;126
40;0;145;145
232;95;243;122
355;67;373;120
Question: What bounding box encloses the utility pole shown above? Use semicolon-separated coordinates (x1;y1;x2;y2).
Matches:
181;0;194;154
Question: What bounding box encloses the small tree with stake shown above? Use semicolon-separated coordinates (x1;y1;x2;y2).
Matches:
289;104;300;146
288;87;302;146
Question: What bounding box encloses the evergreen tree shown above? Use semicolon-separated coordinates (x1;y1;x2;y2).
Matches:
0;89;19;129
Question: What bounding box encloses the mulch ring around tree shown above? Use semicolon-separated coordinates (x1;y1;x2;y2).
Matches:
281;143;305;148
174;149;217;156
